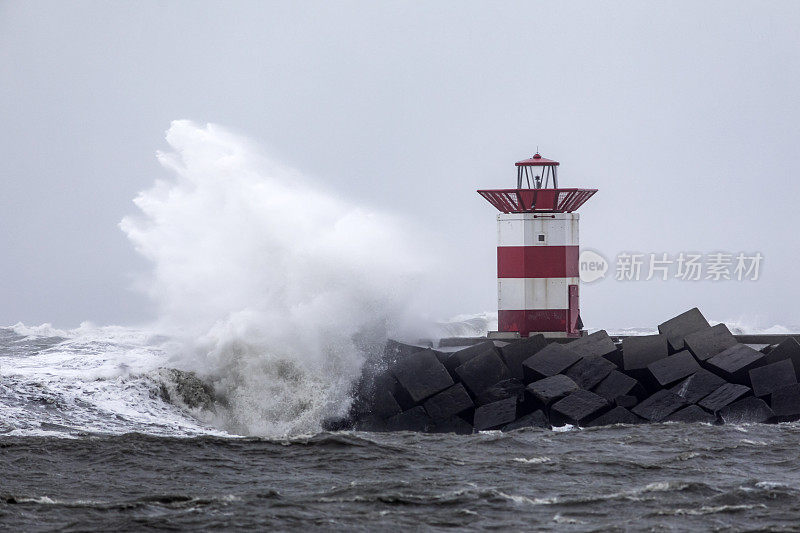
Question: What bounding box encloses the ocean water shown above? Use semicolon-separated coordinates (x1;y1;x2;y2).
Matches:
4;325;800;531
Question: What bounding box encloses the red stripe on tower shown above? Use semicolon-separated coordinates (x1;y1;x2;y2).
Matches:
497;246;579;278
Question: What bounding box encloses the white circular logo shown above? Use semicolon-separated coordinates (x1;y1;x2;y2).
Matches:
579;250;608;283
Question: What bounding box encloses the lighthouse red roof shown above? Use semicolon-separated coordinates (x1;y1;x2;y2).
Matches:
515;153;559;167
477;188;596;213
477;151;596;213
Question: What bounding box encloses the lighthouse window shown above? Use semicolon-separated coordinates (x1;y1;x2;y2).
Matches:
538;234;545;242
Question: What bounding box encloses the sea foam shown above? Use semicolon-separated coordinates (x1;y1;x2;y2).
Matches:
119;120;430;436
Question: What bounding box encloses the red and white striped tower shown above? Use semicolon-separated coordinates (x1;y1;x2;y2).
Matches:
478;153;597;338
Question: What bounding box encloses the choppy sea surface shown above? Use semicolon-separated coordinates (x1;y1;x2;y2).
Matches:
4;324;800;531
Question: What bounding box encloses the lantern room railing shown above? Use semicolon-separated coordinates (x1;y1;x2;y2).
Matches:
477;188;597;213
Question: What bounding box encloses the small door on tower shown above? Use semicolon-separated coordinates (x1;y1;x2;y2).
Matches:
568;284;580;335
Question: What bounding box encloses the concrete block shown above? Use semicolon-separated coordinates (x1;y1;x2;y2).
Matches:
431;349;451;366
431;415;473;435
706;344;767;383
358;373;414;412
368;387;403;419
647;350;701;387
473;397;518;431
499;334;547;380
390;349;454;403
664;405;717;424
586;406;645;427
748;359;797;398
455;349;511;397
564;356;617;390
322;416;354;431
521;343;581;382
622;334;669;371
604;348;624;369
566;330;618;359
615;395;639;409
384;339;426;365
593;370;642;402
670;369;726;404
353;416;387;432
551;390;609;426
385;406;434;432
502;410;550;431
475;378;525;406
423;383;474;421
445;341;498;374
770;383;800;418
764;338;800;379
718;397;774;424
657;307;710;351
698;383;751;413
526;375;579;405
683;323;738;361
631;390;688;421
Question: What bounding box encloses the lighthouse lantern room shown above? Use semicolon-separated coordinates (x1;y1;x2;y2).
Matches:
478;153;597;338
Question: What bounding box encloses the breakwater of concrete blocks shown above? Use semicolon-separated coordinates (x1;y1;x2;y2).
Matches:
325;308;800;433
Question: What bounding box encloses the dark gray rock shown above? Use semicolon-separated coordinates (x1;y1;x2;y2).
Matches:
321;416;354;431
386;376;417;411
632;390;688;421
764;338;800;379
551;390;609;426
698;383;751;413
670;369;726;404
455;349;511;397
770;383;800;418
384;339;426;365
432;415;473;434
499;334;547;380
657;307;710;351
615;395;639;409
748;359;797;398
664;405;717;424
565;330;618;359
473;397;518;431
593;370;641;402
157;368;219;412
353;415;387;432
431;349;451;366
622;334;669;371
526;375;579;405
564;356;617;390
368;387;403;419
706;344;767;383
586;406;645;427
521;343;581;382
647;350;701;387
390;349;454;403
445;341;498;374
683;323;738;361
385;406;434;432
502;410;550;431
718;397;774;424
475;378;525;406
423;383;474;421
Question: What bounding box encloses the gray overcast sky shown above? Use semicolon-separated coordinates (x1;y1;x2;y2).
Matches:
1;1;799;330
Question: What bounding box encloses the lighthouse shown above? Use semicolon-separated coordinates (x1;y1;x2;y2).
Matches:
478;153;597;338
